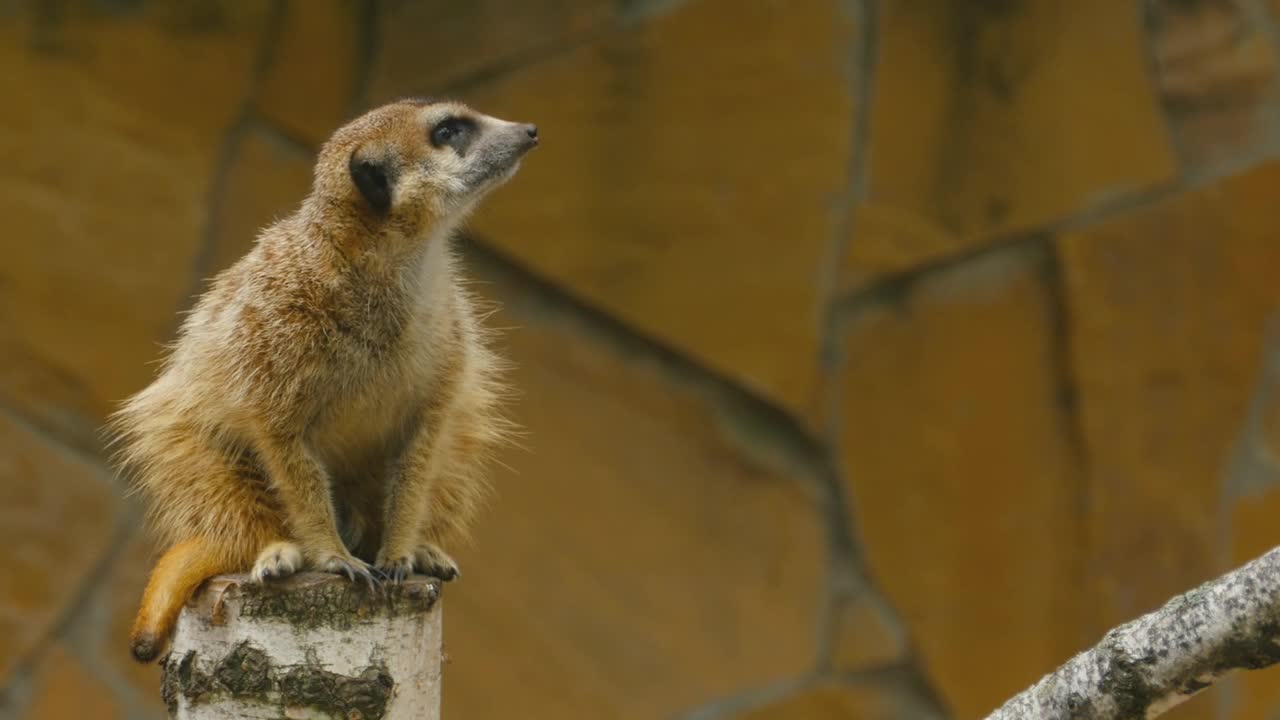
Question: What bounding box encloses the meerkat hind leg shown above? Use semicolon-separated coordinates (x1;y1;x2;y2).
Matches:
250;541;303;583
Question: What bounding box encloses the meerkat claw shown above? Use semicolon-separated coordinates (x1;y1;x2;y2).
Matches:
374;554;415;585
429;564;459;582
352;564;378;591
319;553;378;590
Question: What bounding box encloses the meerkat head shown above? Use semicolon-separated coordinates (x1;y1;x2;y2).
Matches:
312;98;538;233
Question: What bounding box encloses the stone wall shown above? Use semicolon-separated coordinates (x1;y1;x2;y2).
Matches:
2;1;1280;718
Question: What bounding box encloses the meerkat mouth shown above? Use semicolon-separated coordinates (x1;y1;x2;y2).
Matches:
466;156;525;195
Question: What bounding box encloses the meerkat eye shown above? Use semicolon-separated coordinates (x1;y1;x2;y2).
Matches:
430;117;472;148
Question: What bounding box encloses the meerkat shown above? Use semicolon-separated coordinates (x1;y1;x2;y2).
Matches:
109;98;535;663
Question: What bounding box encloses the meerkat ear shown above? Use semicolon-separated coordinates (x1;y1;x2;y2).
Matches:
348;148;394;213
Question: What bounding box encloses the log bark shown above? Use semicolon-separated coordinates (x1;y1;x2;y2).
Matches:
985;546;1280;719
160;573;442;720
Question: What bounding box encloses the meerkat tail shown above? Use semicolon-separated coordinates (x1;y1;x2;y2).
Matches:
129;536;232;663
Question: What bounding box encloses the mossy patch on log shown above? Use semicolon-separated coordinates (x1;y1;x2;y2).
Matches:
162;641;395;719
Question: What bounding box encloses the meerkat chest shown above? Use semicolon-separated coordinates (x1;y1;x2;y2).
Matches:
310;376;419;481
309;324;451;475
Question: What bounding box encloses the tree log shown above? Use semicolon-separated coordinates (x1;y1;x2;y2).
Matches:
160;573;442;719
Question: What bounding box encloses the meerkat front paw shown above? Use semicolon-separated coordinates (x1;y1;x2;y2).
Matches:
375;543;460;584
415;543;460;582
313;550;378;589
251;541;303;583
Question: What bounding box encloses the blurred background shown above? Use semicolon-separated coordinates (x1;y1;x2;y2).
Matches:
3;0;1280;718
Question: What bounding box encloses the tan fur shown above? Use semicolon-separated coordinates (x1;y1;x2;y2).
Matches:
109;99;534;662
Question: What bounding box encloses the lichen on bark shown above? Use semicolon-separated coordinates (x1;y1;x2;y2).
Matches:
280;663;395;718
162;641;395;719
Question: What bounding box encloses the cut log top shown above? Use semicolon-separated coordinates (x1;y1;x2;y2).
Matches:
162;573;444;720
198;572;442;629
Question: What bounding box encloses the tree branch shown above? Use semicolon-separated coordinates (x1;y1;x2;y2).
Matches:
984;545;1280;719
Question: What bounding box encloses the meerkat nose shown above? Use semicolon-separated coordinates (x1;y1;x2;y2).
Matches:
523;124;539;144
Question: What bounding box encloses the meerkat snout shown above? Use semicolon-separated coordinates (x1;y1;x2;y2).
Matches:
454;116;540;196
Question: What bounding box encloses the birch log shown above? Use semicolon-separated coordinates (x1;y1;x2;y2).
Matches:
985;546;1280;719
160;573;442;720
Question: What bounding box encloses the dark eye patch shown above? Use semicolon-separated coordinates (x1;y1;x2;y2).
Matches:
429;116;477;154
